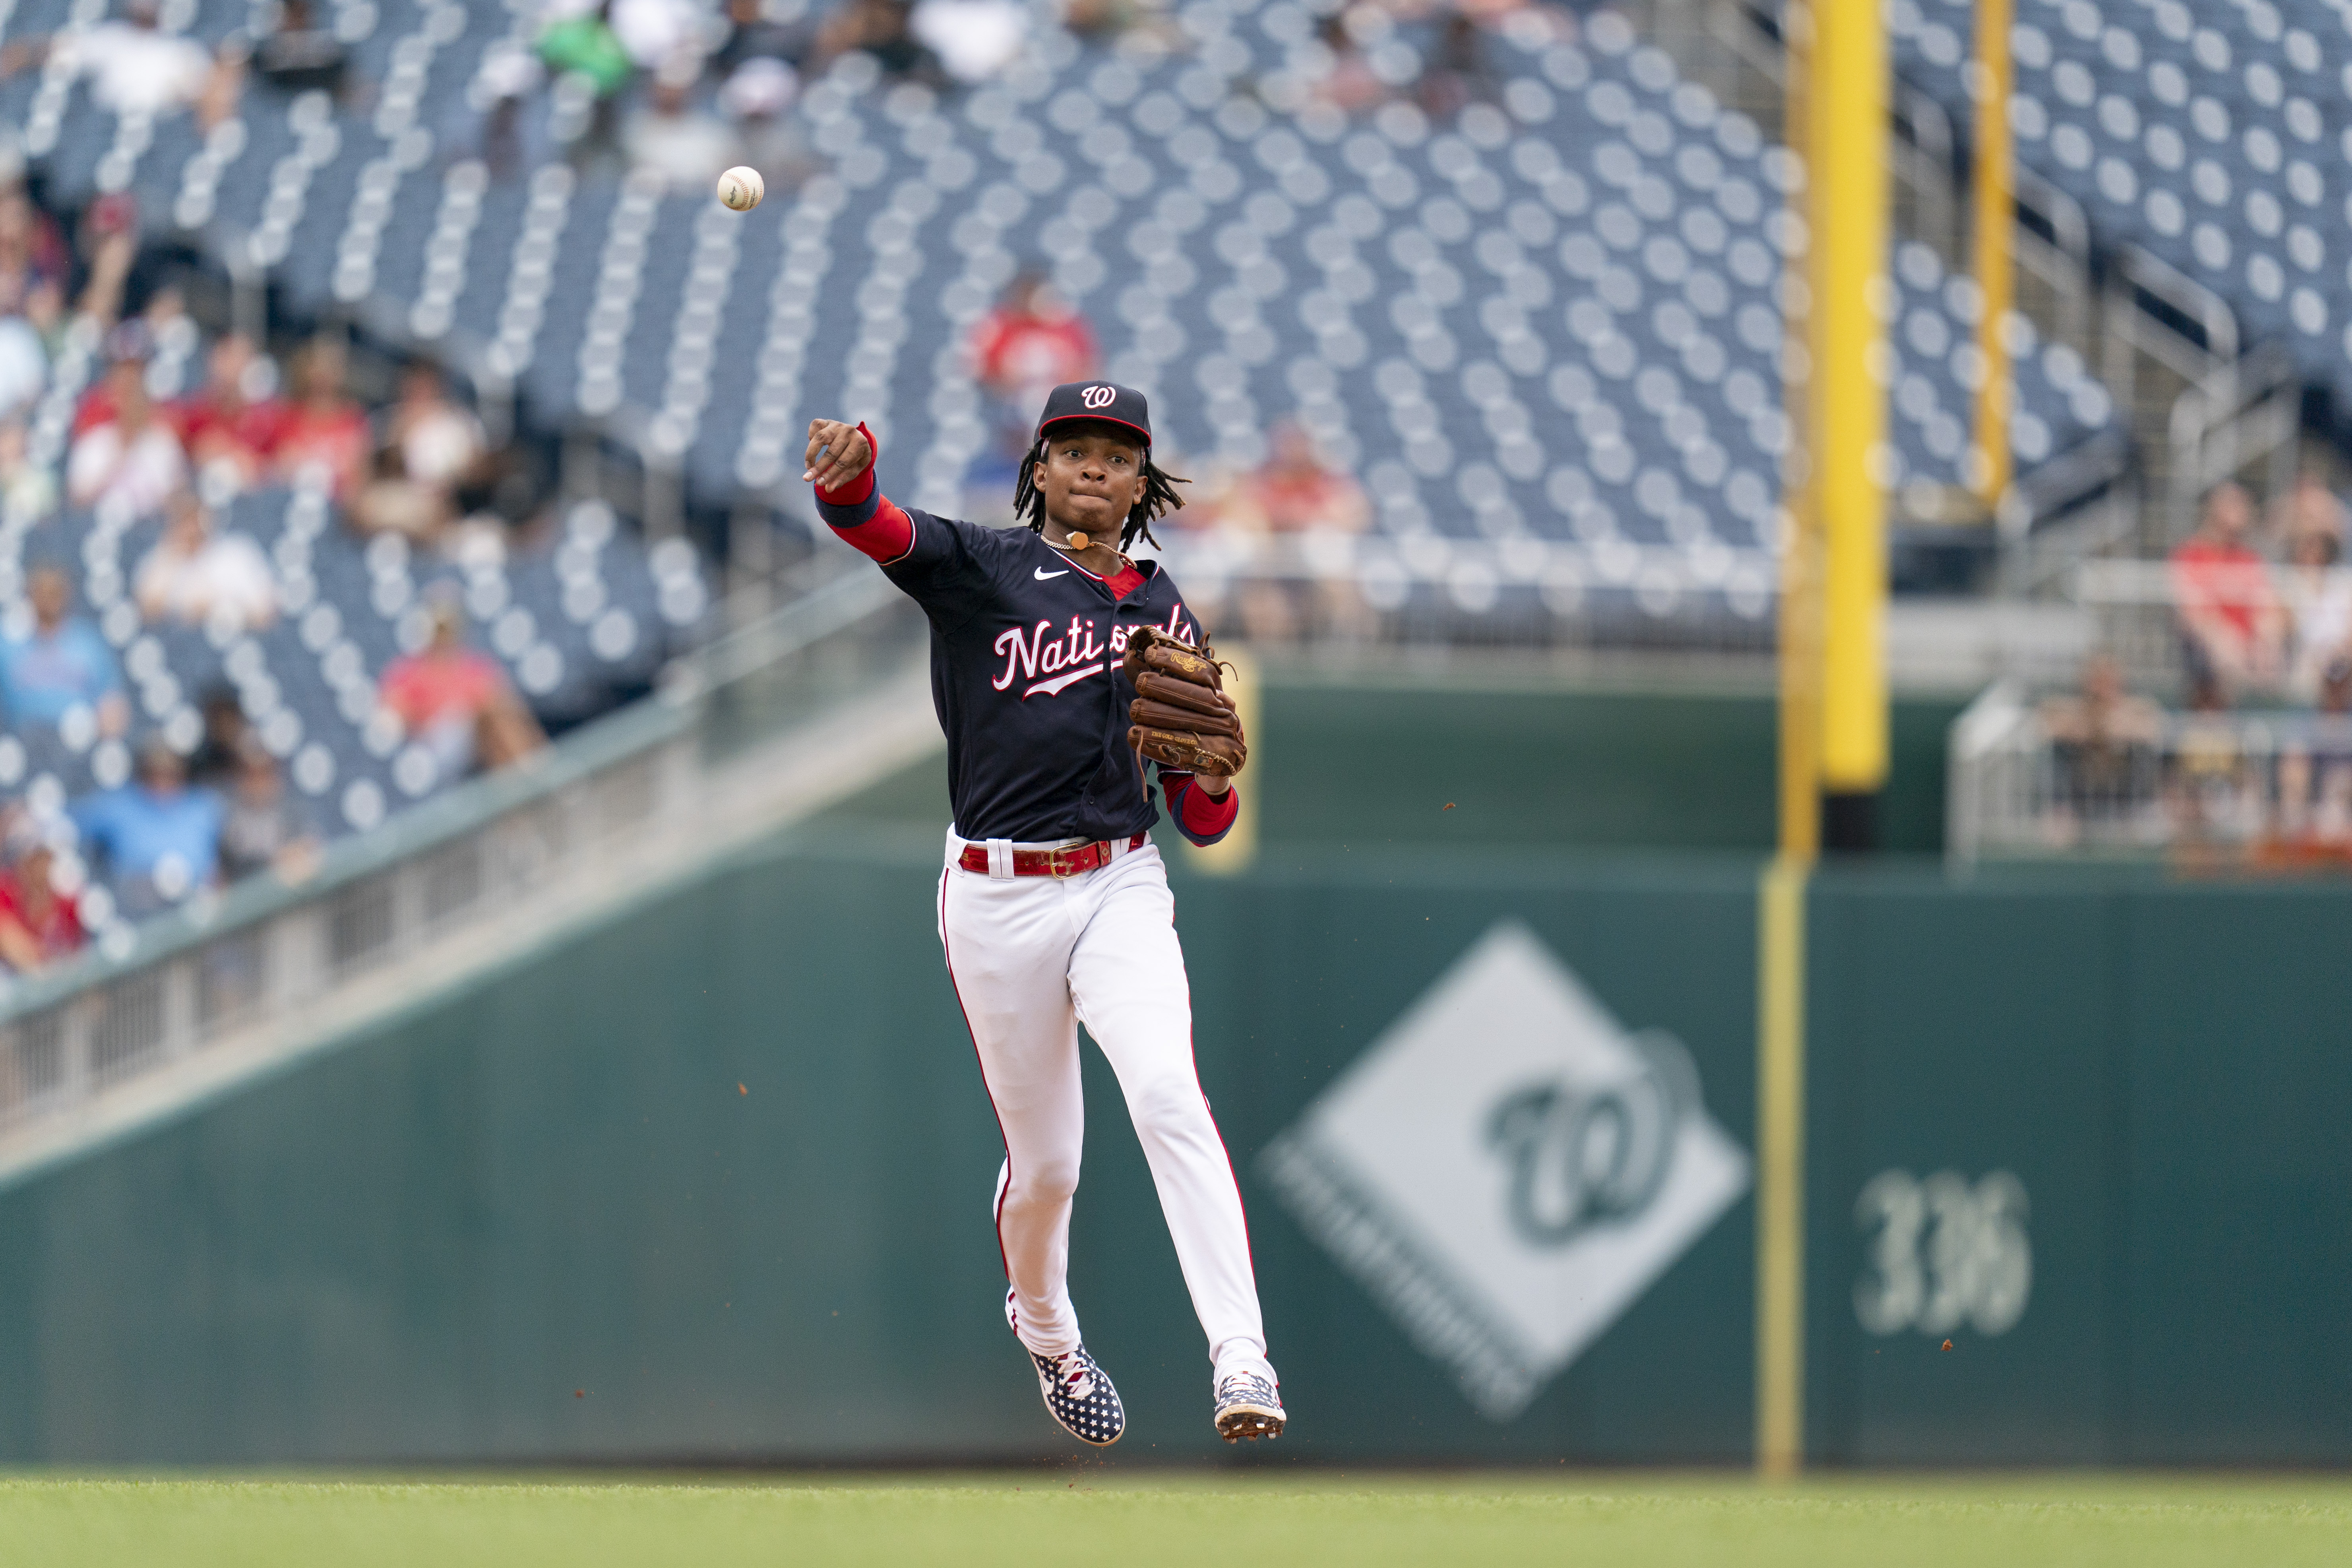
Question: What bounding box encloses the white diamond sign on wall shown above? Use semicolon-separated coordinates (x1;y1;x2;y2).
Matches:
1259;920;1751;1420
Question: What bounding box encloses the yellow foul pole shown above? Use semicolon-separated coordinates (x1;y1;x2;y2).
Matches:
1755;853;1808;1478
1762;0;1888;1478
1760;0;1820;1482
1814;0;1891;812
1777;0;1823;867
1971;0;2015;504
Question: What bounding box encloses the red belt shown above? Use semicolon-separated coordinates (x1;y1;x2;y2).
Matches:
959;833;1147;878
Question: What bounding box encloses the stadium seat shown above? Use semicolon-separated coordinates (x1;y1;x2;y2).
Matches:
0;0;2125;934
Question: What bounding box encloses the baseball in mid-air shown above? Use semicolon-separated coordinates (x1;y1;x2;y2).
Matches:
717;166;764;211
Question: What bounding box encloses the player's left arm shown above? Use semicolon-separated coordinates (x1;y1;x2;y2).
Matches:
1162;767;1240;845
1136;599;1241;843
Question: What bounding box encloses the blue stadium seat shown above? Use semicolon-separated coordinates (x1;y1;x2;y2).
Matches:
1;0;2141;930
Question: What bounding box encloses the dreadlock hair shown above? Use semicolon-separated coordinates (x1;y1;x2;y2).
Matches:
1015;425;1189;552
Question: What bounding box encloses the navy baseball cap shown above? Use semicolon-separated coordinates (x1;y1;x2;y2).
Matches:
1037;382;1152;448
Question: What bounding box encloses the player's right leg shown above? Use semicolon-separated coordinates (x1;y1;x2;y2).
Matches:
937;844;1124;1444
1064;844;1286;1442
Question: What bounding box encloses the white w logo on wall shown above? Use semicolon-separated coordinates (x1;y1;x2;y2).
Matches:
1260;922;1751;1420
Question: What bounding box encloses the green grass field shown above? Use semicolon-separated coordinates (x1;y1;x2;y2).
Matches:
2;1473;2346;1567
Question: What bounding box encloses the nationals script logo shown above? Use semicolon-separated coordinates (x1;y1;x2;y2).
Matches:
1081;384;1118;409
992;606;1193;700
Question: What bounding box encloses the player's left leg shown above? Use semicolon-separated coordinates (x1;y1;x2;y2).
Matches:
1066;843;1287;1441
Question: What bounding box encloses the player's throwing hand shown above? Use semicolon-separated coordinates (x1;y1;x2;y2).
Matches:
804;419;872;490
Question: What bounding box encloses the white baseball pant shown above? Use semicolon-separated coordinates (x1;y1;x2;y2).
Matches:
938;829;1268;1374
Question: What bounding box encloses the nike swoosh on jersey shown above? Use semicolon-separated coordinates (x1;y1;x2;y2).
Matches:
1023;663;1105;699
1033;568;1069;580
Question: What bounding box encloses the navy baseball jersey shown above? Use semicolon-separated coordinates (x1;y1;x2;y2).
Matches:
817;468;1228;846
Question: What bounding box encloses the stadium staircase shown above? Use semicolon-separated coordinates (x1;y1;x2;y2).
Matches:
1676;0;2352;550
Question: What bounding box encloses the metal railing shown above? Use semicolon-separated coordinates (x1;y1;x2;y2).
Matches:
2166;341;2306;545
1996;430;2135;597
2011;168;2095;360
1949;679;2352;868
1154;532;1782;656
2067;556;2352;702
1691;0;2172;595
0;569;925;1142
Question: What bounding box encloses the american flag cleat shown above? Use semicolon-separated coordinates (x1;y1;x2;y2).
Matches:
1213;1365;1286;1443
1028;1344;1126;1446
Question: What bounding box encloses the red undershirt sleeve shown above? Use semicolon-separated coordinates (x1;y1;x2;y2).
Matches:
1163;772;1241;846
814;422;914;563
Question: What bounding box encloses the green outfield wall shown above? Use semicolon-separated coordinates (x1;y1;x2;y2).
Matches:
1804;871;2352;1466
815;671;1966;854
0;833;2347;1465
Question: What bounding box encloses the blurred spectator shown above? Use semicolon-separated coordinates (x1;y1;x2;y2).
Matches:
175;332;290;493
379;593;547;779
2269;470;2343;545
623;70;739;194
14;277;67;363
539;2;637;98
216;742;320;884
185;684;252;791
252;0;352;98
2038;654;2163;843
465;42;547;181
355;362;486;540
539;1;637;169
1063;0;1160;43
0;418;55;524
721;57;812;186
0;565;128;737
1311;12;1387;114
0;308;44;419
2280;492;2352;705
1224;421;1372;536
0;816;85;975
2169;482;2283;700
2274;657;2352;849
273;337;370;501
612;0;704;70
71;736;223;918
1213;421;1373;643
353;445;446;541
715;0;815;72
0;186;69;315
384;363;486;494
70;192;145;338
66;339;186;518
134;490;279;632
816;0;947;84
134;284;200;401
2167;669;2256;848
72;311;174;436
1420;11;1499;119
973;274;1099;408
969;273;1096;492
3;0;231;120
911;0;1029;83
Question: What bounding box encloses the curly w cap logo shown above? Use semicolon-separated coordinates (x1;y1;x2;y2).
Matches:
1260;921;1750;1421
1080;384;1117;409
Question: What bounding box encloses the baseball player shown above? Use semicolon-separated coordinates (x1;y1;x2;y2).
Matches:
801;383;1285;1446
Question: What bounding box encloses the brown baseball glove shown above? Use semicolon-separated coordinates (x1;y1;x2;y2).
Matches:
1122;625;1247;778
